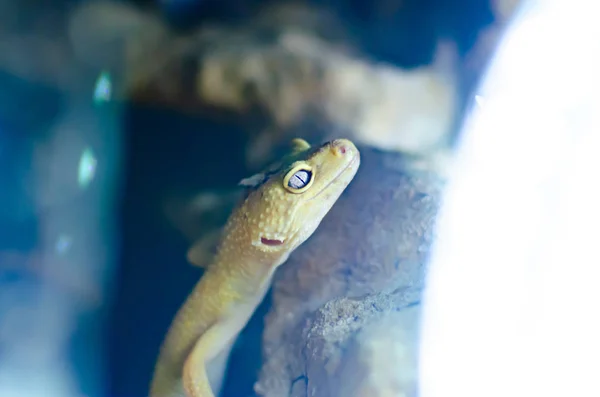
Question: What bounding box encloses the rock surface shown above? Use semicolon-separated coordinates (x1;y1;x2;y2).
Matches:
254;146;444;397
333;300;420;397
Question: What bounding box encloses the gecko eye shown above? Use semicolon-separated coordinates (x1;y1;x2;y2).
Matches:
289;170;311;188
283;164;314;193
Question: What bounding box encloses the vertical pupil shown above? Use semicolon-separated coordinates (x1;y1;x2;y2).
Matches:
289;170;310;188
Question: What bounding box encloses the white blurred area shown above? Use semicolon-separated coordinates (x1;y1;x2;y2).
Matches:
420;1;600;397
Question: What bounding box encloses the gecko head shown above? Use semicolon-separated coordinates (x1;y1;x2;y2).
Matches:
238;138;360;255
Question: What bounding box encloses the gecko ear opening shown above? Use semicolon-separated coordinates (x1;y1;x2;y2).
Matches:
261;237;285;246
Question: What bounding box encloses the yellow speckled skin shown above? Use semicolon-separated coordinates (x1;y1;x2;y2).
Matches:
149;139;360;397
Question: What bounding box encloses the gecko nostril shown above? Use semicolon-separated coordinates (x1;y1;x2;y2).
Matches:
331;140;350;156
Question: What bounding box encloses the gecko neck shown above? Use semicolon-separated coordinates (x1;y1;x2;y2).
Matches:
211;245;290;296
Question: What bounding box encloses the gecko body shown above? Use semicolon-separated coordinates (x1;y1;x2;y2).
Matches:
149;138;360;397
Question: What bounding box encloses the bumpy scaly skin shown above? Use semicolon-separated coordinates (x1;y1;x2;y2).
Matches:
149;138;360;397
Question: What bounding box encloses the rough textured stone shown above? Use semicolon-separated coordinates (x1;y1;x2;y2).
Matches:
336;303;420;397
255;147;444;397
